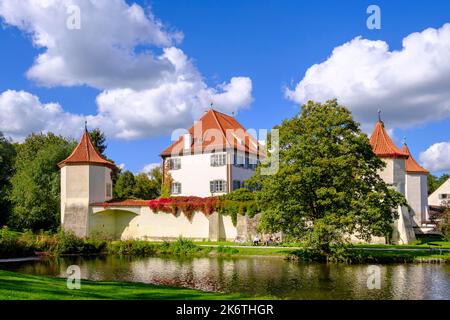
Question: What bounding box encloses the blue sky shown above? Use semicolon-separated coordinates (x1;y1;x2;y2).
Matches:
0;0;449;175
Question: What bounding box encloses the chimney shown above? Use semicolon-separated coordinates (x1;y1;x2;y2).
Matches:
184;133;192;150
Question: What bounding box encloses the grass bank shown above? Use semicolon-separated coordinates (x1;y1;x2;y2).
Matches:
0;270;257;300
2;226;449;263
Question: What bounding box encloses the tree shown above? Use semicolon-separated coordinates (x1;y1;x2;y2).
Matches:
9;133;75;231
89;128;107;155
248;100;406;257
160;171;173;198
147;166;162;196
88;128;121;184
429;173;450;195
113;171;136;199
0;133;16;226
134;173;159;199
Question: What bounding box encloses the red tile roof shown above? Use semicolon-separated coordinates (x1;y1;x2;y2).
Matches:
369;121;409;158
91;200;149;207
58;130;115;169
401;144;429;174
160;109;265;157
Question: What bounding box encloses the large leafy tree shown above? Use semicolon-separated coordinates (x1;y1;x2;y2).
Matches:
9;133;75;231
89;128;121;183
89;128;107;155
0;133;16;226
113;169;161;200
249;100;406;256
134;173;159;199
114;171;136;199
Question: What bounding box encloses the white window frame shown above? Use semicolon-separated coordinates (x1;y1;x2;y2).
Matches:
211;153;227;167
171;182;182;195
210;180;227;193
167;158;181;170
439;194;450;200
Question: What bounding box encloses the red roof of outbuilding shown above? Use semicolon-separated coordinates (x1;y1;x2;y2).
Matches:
160;109;265;157
401;143;429;174
58;130;115;169
369;121;409;158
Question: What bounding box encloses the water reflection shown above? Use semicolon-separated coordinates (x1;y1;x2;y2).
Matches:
2;256;450;300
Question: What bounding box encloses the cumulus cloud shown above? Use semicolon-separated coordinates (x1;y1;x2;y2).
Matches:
420;142;450;172
0;0;253;140
0;90;84;140
141;163;161;175
286;24;450;129
0;0;180;89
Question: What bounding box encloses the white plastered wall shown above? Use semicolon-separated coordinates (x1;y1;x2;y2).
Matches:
406;173;429;225
167;152;228;197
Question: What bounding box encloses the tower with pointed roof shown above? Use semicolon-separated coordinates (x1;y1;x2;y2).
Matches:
58;127;115;237
369;116;416;244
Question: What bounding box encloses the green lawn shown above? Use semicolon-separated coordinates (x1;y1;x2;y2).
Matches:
0;270;262;300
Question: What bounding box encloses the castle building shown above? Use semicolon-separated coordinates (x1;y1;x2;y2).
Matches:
160;109;264;197
369;117;433;242
59;111;430;243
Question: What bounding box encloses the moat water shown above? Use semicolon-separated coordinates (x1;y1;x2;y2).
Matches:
2;255;450;299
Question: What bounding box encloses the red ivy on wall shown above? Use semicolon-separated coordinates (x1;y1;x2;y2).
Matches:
148;197;220;221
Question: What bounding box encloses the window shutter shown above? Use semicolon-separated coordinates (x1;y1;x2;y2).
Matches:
210;181;214;193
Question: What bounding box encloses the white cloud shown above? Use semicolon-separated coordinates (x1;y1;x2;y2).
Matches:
0;0;253;140
141;163;161;174
0;0;180;90
286;24;450;129
0;90;84;140
420;142;450;172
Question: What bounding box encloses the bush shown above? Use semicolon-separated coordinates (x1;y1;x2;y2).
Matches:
216;246;239;255
158;238;202;255
438;208;450;241
108;240;157;255
0;226;33;258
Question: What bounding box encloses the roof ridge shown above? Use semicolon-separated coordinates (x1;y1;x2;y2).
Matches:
210;109;232;148
401;143;429;174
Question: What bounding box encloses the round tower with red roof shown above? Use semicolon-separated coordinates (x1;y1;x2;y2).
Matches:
58;126;115;237
369;114;416;244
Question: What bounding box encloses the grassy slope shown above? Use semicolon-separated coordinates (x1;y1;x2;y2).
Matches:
0;270;260;300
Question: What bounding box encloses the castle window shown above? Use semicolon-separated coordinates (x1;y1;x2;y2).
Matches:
171;182;182;195
106;183;112;198
233;154;245;168
167;158;181;170
211;153;226;167
210;180;227;193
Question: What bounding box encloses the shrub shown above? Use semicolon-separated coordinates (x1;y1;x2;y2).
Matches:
108;240;157;255
216;246;239;255
438;207;450;241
